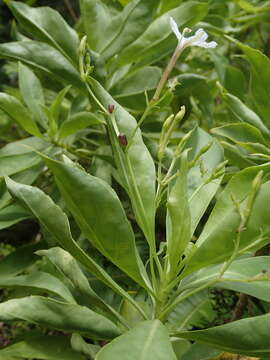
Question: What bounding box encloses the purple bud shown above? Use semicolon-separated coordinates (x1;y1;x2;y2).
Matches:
108;104;115;113
118;133;128;147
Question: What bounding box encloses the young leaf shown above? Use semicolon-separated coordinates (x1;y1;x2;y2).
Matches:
42;156;150;290
0;296;120;340
96;320;177;360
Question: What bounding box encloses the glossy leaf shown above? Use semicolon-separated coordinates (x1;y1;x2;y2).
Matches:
89;77;156;247
59;112;103;138
0;272;75;302
42;156;149;289
178;314;270;357
96;320;177;360
0;333;84;360
0;296;120;340
0;151;41;177
71;333;100;359
115;2;208;67
0;41;83;90
8;1;79;64
0;92;43;137
18;62;47;128
183;163;270;276
5;177;142;310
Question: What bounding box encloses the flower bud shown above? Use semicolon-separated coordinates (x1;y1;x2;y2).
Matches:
108;104;115;114
118;133;128;148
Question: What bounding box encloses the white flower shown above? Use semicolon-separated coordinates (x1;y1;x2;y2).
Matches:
170;17;217;50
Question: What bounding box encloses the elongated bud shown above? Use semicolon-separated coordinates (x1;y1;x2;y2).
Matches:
118;133;128;148
174;105;186;124
108;104;115;114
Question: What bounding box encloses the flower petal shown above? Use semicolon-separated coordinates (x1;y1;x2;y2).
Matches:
198;41;218;48
170;17;182;43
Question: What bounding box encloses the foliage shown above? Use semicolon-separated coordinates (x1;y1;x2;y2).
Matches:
0;0;270;359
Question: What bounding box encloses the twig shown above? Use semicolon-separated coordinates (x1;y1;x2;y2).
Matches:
64;0;78;22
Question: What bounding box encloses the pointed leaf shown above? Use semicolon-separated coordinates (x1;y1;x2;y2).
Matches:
8;1;79;64
0;333;84;360
18;62;47;128
183;164;270;276
178;314;270;357
42;156;149;289
0;272;75;303
115;2;208;67
0;41;83;90
0;296;120;340
166;152;191;273
0;92;43;137
59;112;103;138
5;177;142;310
89;77;156;246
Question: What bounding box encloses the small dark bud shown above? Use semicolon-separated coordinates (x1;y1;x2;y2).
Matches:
118;133;128;147
108;104;115;113
262;269;268;274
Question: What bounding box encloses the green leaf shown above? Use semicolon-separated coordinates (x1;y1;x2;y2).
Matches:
166;152;191;273
167;291;214;331
59;112;103;138
5;177;142;312
80;0;112;52
0;92;43;137
224;65;247;101
178;314;270;357
0;242;44;277
0;151;41;176
0;203;31;230
0;272;75;302
0;296;120;340
96;320;177;360
186;127;224;235
71;333;100;359
42;156;150;289
183;163;270;275
211;123;270;154
181;256;270;303
114;1;208;67
182;343;222;360
232;39;270;127
89;77;156;248
0;41;83;90
0;333;84;360
18;62;47;128
110;66;162;110
100;0;157;60
37;247;124;323
8;1;79;65
220;89;270;140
